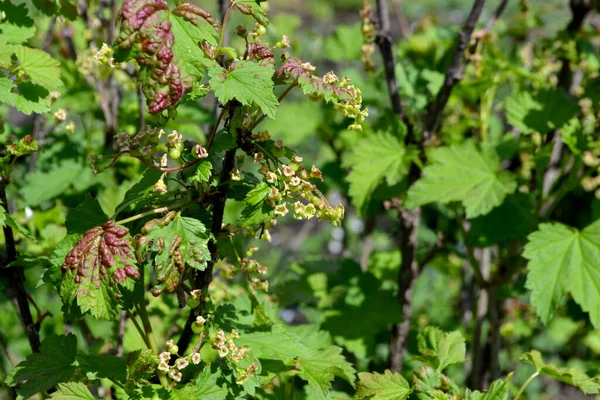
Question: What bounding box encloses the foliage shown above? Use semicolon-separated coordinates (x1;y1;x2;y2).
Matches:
1;0;600;399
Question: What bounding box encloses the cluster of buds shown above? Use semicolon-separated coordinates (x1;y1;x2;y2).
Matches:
157;339;202;383
211;330;250;363
240;258;268;275
115;126;162;158
360;2;376;74
257;154;345;227
250;277;269;292
94;43;117;68
332;75;368;131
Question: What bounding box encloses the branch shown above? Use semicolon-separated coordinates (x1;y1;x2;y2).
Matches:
0;182;41;354
176;148;236;354
484;0;510;33
424;0;487;140
389;207;420;371
542;0;592;200
373;0;420;371
374;0;409;134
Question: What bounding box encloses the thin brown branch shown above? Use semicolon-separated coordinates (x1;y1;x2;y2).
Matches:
391;0;411;38
374;0;409;131
424;0;487;140
176;148;236;354
389;207;421;371
484;0;510;32
137;155;203;173
0;182;41;354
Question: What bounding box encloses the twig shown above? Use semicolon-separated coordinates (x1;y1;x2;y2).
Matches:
206;107;227;151
137;155;204;173
484;0;510;32
250;83;296;130
424;0;487;140
390;0;411;38
0;182;41;354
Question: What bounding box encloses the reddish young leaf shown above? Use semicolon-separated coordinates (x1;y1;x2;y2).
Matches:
60;221;139;320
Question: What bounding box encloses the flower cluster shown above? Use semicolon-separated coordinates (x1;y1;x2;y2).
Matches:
360;3;377;74
581;150;600;198
157;339;202;383
257;153;345;227
275;57;368;131
211;330;250;363
115;126;162;157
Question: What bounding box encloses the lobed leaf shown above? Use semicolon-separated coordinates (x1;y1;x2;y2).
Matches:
7;334;78;398
355;370;411;400
48;382;95;400
524;220;600;328
139;211;210;295
208;60;278;119
60;221;140;320
343;130;413;215
521;350;600;394
414;326;466;371
115;0;218;113
405;142;517;218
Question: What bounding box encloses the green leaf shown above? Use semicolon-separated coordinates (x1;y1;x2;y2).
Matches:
141;212;210;295
14;45;63;89
195;365;229;399
0;1;36;44
245;182;270;206
209;61;278;119
20;160;84;206
7;334;77;398
524;220;600;327
464;376;511;400
48;382;94;400
469;194;535;247
0;77;51;114
405;142;517;218
323;24;362;61
126;349;159;384
505;88;579;134
236;324;310;362
77;354;127;383
189;160;212;183
415;326;466;371
297;346;356;397
520;350;600;394
343;131;413;215
355;370;411;400
65;194;109;234
168;12;216;99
